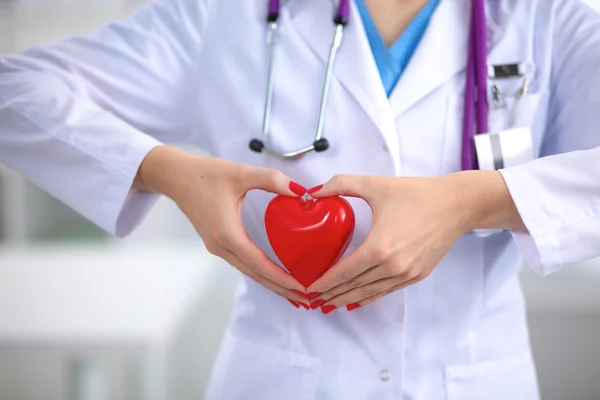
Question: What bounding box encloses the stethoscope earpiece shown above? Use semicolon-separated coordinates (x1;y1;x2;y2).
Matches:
249;137;329;155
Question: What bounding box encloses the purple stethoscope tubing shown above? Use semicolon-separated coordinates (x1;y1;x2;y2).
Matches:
462;0;489;171
268;0;350;22
268;0;278;16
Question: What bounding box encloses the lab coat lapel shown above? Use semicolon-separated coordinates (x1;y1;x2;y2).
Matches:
389;0;508;117
388;0;470;116
290;0;402;175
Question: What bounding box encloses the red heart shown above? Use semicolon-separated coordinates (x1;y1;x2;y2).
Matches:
265;195;356;287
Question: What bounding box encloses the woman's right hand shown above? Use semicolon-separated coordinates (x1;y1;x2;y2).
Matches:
135;145;310;308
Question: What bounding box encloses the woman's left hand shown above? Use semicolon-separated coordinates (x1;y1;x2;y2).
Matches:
306;171;525;314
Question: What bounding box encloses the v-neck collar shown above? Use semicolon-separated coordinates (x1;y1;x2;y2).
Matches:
354;0;441;96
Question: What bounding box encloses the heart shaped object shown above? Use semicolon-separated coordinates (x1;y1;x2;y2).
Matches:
265;195;356;287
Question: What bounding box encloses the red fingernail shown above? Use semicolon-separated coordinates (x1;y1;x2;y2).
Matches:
310;299;325;310
307;184;323;195
307;292;320;300
347;303;362;311
322;305;337;315
288;300;300;308
289;181;307;196
299;302;310;310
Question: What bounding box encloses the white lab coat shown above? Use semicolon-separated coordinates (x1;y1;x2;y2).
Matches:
2;0;600;398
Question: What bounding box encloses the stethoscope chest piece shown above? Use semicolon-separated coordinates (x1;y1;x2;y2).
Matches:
248;0;349;159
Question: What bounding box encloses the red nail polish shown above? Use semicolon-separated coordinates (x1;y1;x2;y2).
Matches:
347;303;362;311
307;292;320;300
299;302;310;310
322;305;337;315
288;300;300;308
310;299;325;310
307;184;323;195
289;181;307;196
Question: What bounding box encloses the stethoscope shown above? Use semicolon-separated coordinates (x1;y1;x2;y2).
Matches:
462;0;488;171
249;0;350;158
248;0;500;169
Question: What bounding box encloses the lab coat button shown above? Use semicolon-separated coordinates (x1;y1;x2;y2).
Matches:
383;144;389;152
379;369;391;381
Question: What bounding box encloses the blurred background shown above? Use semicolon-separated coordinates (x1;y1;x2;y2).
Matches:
1;1;600;399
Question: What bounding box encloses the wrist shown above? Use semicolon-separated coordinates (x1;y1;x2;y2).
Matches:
449;170;525;232
135;145;200;200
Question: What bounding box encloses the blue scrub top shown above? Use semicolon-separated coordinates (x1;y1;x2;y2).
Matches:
355;0;440;97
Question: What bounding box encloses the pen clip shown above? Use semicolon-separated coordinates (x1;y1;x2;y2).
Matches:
491;82;506;109
509;77;530;127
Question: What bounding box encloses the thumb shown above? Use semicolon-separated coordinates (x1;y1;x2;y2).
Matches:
249;167;307;197
308;174;370;200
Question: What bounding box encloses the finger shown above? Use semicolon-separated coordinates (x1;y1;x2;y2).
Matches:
244;167;306;197
351;277;421;309
320;275;421;313
220;248;309;306
215;211;307;293
308;174;372;200
307;236;379;294
314;263;393;303
227;235;306;293
321;276;402;310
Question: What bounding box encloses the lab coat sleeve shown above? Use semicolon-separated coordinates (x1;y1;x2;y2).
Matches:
0;0;211;236
498;0;600;276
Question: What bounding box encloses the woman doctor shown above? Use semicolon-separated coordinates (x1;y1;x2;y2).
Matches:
2;0;600;398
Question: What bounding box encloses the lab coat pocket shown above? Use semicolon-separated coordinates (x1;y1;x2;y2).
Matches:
445;350;540;400
487;92;545;136
206;329;320;400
